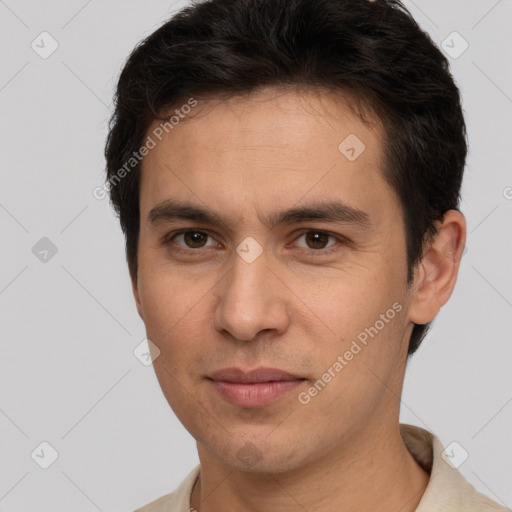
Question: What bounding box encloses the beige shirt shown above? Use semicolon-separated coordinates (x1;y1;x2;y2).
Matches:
134;423;510;512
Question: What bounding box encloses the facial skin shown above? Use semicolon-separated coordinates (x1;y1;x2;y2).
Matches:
132;86;466;512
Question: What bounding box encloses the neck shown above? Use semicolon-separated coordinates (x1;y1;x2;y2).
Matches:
190;422;430;512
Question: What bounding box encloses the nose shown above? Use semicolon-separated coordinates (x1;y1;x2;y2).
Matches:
213;247;292;342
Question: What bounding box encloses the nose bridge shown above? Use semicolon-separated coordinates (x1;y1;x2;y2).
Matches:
213;244;290;341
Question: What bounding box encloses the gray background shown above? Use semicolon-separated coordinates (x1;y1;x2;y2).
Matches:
1;0;511;510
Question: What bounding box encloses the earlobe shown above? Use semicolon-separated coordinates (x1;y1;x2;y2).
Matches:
408;210;466;325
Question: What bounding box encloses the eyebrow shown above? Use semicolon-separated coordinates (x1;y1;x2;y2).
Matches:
148;199;372;231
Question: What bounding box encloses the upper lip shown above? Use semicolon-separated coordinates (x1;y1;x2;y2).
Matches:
207;367;305;383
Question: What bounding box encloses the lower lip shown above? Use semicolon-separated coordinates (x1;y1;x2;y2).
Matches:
208;379;305;407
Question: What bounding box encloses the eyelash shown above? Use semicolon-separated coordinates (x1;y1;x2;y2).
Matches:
162;229;346;257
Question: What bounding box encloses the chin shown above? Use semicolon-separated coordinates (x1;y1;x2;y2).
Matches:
207;434;306;475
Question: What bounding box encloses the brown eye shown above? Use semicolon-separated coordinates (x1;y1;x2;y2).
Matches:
182;231;209;248
304;231;331;249
167;230;216;250
298;231;334;250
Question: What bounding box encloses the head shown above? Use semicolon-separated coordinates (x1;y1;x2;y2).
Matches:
104;0;467;473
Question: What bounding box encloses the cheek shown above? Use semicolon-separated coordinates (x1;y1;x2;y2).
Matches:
293;262;400;336
295;264;409;389
137;268;200;343
298;306;408;434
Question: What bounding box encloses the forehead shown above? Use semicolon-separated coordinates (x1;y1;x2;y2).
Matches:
146;86;382;155
138;87;396;223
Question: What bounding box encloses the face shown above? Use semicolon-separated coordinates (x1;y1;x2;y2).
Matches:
133;87;416;473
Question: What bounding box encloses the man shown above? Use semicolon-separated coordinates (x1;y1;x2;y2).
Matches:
104;0;509;510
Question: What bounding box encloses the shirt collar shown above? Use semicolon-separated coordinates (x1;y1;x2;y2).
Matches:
400;423;508;510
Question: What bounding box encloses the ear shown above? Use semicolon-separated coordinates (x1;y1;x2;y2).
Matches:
408;210;466;325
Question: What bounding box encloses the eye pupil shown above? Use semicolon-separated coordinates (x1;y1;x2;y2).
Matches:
306;231;329;249
184;231;208;248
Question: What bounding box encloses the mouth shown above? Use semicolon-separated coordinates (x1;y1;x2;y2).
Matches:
206;367;307;407
208;366;305;383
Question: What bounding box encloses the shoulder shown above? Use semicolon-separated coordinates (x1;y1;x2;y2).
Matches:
132;464;201;512
400;424;510;511
133;492;176;512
